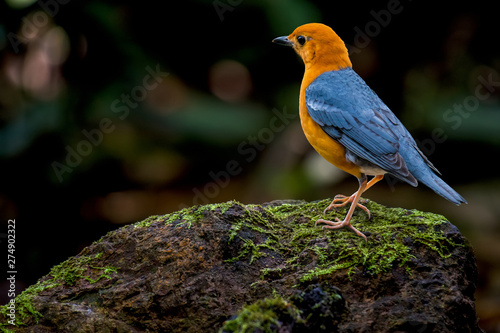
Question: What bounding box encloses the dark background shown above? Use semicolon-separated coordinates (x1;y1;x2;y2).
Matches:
1;0;499;330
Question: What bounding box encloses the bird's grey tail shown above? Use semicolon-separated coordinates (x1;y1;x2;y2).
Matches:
401;143;467;205
418;170;467;205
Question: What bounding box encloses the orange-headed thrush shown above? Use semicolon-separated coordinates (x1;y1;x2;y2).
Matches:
273;23;466;240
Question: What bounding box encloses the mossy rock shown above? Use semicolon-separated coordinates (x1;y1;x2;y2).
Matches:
220;284;347;332
0;199;482;332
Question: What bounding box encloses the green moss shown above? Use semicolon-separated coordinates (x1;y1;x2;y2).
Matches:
134;214;163;228
134;201;238;229
222;283;347;332
288;199;460;281
220;296;302;333
0;253;119;330
225;237;268;265
221;198;462;283
44;253;119;286
174;201;236;227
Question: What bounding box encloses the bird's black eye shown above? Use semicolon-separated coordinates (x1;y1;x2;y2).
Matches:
297;35;306;46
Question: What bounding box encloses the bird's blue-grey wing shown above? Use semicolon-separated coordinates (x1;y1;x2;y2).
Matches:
306;68;466;205
305;68;418;186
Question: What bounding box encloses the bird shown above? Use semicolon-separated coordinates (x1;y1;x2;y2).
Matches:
272;23;466;241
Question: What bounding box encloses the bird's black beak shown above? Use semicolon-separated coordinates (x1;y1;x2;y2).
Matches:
272;36;293;47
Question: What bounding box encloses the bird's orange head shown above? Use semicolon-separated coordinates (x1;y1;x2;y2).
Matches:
273;23;352;71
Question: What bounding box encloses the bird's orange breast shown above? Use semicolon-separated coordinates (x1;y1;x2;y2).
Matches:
299;69;362;178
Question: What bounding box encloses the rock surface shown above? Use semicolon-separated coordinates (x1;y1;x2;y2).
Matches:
1;199;483;332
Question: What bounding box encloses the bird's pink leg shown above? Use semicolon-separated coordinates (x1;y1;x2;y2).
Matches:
323;175;384;219
316;175;383;241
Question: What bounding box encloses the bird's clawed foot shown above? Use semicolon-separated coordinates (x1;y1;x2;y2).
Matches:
323;194;371;219
315;218;367;241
